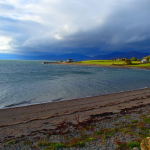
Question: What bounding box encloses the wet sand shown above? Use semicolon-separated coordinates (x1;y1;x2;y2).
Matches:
0;88;150;144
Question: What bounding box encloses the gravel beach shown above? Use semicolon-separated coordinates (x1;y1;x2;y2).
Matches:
0;88;150;149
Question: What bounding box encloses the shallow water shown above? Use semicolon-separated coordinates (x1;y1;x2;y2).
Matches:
0;60;150;108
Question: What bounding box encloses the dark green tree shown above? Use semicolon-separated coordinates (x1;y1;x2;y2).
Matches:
131;57;138;61
144;56;150;62
124;59;132;65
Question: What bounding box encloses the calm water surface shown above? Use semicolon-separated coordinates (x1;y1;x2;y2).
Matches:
0;60;150;108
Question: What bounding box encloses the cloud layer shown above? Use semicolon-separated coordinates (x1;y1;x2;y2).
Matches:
0;0;150;56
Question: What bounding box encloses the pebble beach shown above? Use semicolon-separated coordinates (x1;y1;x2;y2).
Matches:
0;88;150;149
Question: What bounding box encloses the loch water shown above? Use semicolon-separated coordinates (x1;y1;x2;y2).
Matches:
0;60;150;108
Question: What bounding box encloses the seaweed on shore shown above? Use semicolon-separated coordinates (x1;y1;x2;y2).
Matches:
2;105;150;150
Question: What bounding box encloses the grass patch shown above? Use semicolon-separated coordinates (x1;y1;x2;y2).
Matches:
116;142;129;150
77;59;150;68
85;137;96;142
119;127;132;134
38;140;52;147
78;60;114;66
4;139;17;145
23;140;33;146
95;128;116;138
38;141;65;150
139;127;150;138
130;63;150;67
127;141;141;149
67;138;86;148
71;141;85;147
124;115;131;119
131;120;139;124
117;141;140;150
143;117;150;124
44;143;65;150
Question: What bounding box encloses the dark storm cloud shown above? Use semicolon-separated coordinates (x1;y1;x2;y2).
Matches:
0;0;150;55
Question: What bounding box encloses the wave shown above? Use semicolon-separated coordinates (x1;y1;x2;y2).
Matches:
4;100;31;108
51;97;63;102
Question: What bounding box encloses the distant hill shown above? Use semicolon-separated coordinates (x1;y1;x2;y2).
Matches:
45;53;91;61
42;51;150;61
1;51;149;61
16;53;92;61
92;51;150;60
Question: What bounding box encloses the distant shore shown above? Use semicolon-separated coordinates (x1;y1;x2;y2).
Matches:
44;61;150;70
0;88;150;145
71;62;150;70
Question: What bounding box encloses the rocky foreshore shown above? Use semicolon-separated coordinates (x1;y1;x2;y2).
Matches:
0;88;150;149
43;61;150;70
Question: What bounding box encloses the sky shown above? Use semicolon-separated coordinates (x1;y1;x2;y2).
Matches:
0;0;150;59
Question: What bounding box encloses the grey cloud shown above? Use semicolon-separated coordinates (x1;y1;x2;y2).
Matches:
1;0;150;55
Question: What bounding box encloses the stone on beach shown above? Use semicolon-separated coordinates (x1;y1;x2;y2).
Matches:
141;137;150;150
133;147;139;150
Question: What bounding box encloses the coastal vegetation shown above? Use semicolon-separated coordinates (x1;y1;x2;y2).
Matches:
43;55;150;69
2;105;150;150
73;56;150;68
77;60;150;68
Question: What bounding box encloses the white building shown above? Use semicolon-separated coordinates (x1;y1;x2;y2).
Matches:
141;58;148;64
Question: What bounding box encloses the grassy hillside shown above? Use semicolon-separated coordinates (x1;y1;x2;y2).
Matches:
77;60;150;68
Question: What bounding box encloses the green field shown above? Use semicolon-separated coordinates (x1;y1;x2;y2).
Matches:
77;60;150;68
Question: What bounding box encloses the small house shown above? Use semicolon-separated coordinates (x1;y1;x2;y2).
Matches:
141;58;148;64
66;59;74;63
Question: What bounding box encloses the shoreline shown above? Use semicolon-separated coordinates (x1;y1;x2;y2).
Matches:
0;88;150;144
48;62;150;70
1;87;149;110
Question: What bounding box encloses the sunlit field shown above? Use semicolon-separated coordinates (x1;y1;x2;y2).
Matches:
77;60;150;68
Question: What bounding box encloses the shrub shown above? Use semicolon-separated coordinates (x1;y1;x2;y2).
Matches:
127;141;140;149
131;57;138;61
143;117;150;124
4;139;17;145
131;120;139;124
124;59;132;65
117;142;129;150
